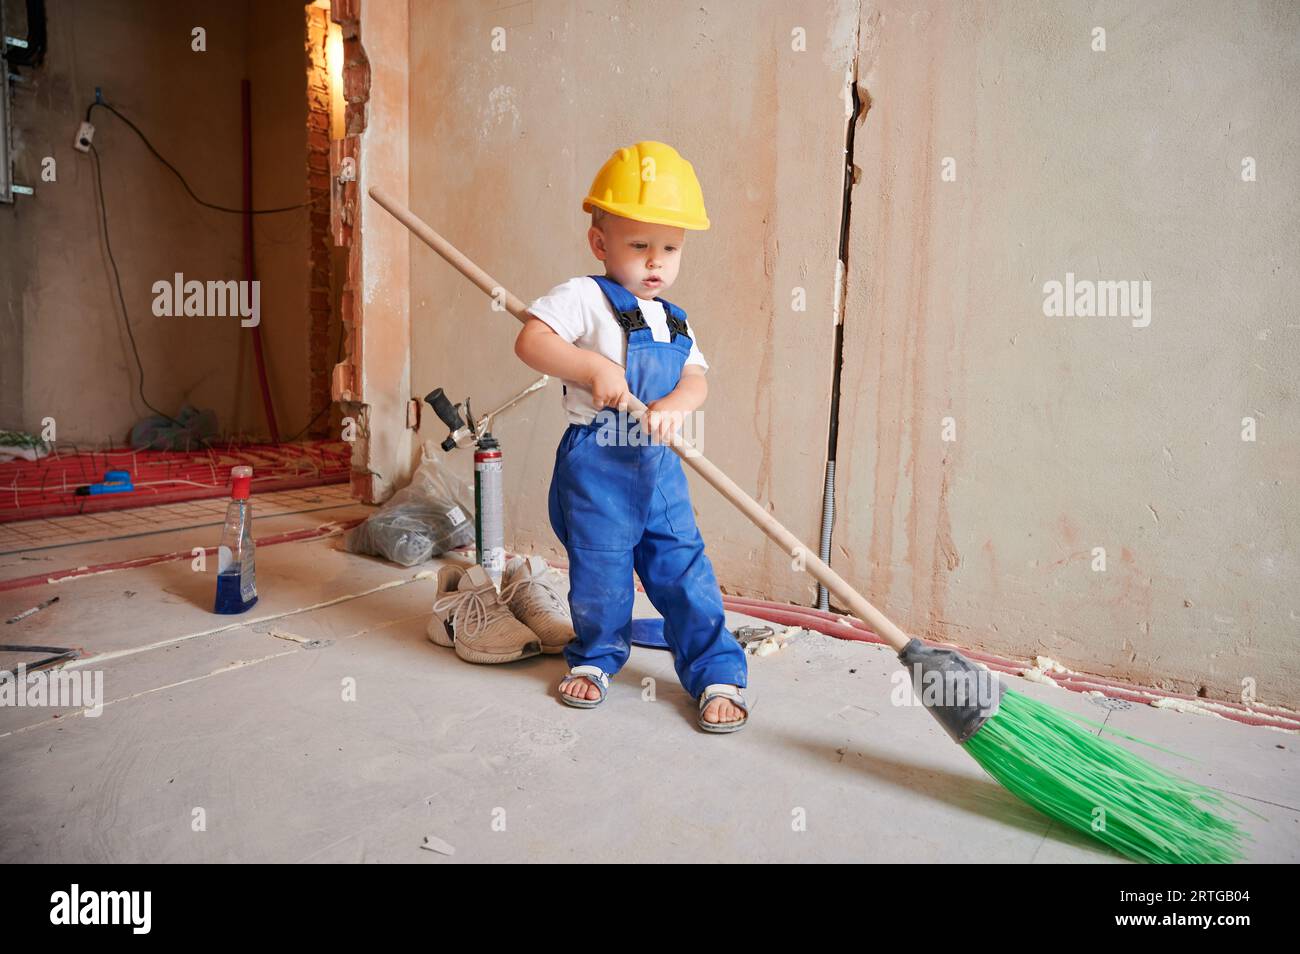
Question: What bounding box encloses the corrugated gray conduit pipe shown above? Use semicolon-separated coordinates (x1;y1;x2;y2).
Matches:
816;459;835;611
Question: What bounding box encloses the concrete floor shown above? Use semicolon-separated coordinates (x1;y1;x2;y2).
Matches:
2;493;1297;863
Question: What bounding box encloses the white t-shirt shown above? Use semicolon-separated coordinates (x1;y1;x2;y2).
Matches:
526;276;709;426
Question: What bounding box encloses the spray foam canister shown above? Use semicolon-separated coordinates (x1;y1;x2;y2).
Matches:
474;434;505;586
214;465;258;614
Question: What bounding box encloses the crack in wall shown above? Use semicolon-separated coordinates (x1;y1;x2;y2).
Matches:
816;14;869;611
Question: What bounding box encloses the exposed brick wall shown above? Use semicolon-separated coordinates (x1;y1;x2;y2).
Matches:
331;0;365;412
328;0;372;499
330;134;359;402
334;0;368;138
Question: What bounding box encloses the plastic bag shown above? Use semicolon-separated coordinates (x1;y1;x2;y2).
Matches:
129;404;219;450
346;443;475;566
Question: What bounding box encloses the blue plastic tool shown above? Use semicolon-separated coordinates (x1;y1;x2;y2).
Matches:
74;470;134;496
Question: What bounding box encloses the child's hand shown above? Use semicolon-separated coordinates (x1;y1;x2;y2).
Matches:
588;358;633;412
643;392;693;446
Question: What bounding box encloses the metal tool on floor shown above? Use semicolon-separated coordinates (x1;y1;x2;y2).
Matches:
732;624;777;648
369;185;1248;864
5;596;59;624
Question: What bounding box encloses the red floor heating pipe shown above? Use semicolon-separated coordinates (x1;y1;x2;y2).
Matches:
0;440;350;523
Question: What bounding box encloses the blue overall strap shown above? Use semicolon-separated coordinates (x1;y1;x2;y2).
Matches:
589;274;648;335
588;274;691;341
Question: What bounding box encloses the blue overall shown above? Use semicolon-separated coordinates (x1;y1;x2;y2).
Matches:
547;275;747;698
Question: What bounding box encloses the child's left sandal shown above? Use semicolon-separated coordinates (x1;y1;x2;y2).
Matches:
697;684;751;733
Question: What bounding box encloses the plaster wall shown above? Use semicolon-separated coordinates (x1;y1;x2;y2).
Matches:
396;0;1299;705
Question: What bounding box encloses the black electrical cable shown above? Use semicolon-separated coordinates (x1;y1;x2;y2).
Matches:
281;326;346;444
85;101;321;215
85;98;338;447
280;404;330;445
88;142;207;445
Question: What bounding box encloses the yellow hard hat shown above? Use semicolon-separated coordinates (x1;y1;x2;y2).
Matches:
582;141;710;231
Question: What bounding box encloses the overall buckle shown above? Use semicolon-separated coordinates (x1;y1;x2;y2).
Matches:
615;308;648;334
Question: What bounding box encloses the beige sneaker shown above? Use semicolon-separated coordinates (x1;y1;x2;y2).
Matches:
428;563;541;664
499;555;575;654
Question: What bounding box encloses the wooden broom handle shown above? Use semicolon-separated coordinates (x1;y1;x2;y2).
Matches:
367;186;913;652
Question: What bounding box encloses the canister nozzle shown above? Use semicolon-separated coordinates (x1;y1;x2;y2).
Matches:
425;388;464;431
426;388;472;451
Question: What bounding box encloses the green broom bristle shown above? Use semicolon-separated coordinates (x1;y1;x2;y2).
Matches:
961;688;1251;864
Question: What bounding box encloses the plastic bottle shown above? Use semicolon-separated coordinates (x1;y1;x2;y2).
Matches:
214;465;258;614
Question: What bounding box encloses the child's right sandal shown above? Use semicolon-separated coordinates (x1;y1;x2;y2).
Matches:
558;665;610;708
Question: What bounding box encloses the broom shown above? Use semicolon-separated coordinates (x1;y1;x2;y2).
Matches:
367;186;1249;864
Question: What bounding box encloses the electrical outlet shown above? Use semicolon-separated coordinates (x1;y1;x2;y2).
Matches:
74;121;95;153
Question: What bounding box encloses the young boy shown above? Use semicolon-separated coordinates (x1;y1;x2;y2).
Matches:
514;141;750;732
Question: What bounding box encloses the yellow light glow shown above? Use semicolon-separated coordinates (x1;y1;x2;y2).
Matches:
326;20;345;139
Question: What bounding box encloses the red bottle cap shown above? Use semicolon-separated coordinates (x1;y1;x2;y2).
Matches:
230;465;253;500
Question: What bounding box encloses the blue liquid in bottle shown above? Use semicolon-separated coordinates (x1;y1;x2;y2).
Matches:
214;465;258;614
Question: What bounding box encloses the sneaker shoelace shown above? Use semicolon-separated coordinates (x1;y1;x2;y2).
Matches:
431;586;512;640
499;572;568;620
